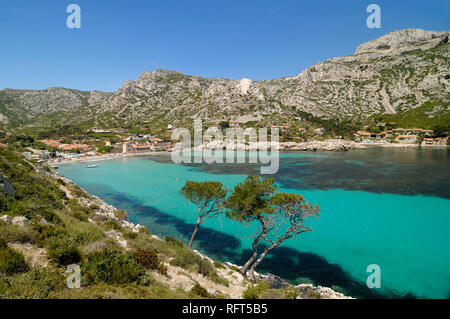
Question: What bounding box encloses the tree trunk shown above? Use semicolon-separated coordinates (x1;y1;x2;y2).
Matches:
188;218;201;249
240;236;261;278
248;241;281;281
240;218;268;278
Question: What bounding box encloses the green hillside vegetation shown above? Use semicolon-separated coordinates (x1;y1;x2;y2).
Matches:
0;147;214;298
369;100;450;132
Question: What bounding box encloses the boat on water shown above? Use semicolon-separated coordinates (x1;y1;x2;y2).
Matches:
85;164;99;168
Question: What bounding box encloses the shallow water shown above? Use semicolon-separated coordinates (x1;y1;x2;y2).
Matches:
59;147;450;298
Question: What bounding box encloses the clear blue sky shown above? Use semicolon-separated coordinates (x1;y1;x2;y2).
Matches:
1;0;449;92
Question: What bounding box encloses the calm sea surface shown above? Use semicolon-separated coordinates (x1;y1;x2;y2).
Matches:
58;147;450;298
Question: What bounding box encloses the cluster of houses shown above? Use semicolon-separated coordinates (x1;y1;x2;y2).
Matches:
354;123;443;145
40;139;91;151
122;138;172;154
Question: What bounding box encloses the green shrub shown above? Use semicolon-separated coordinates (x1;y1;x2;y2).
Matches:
114;209;128;221
40;209;62;224
197;258;215;277
283;286;299;299
242;282;271;299
134;248;167;275
229;265;240;272
46;236;82;266
213;260;226;269
0;267;65;298
33;223;67;246
0;246;28;275
88;204;100;213
165;236;184;248
0;222;37;244
243;286;260;299
305;289;321;299
123;231;138;240
210;271;230;287
82;250;146;285
190;282;210;298
105;219;122;231
169;249;214;278
70;185;88;198
169;249;201;270
0;237;6;248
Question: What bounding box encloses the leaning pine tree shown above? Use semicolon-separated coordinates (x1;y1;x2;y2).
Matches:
180;181;228;248
224;176;319;281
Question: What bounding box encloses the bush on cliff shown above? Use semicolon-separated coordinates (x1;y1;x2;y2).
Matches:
169;249;214;276
190;282;210;298
134;248;167;275
0;267;65;298
46;236;82;266
82;250;146;285
165;236;184;248
0;245;28;275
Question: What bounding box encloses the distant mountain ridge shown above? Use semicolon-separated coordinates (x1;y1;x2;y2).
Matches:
1;29;449;129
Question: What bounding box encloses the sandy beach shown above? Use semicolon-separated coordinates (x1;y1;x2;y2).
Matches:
48;151;171;165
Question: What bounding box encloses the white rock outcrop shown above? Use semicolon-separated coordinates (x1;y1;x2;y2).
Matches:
296;283;354;299
12;216;30;226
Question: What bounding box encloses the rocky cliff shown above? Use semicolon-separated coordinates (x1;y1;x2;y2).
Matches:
1;29;448;129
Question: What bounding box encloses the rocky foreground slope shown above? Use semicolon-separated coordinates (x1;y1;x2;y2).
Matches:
1;29;448;129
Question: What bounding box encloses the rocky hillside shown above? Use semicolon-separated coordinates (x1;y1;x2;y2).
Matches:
1;29;449;129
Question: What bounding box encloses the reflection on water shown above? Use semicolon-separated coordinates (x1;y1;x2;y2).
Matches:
150;147;450;198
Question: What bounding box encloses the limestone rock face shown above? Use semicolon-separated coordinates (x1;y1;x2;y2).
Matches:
1;29;448;127
356;29;449;55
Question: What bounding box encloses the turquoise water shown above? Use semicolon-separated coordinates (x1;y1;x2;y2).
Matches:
58;148;450;299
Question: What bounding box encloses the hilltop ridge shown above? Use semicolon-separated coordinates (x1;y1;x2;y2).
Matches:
0;29;448;130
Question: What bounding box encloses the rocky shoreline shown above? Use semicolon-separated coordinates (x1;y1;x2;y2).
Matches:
279;139;365;152
199;139;365;152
